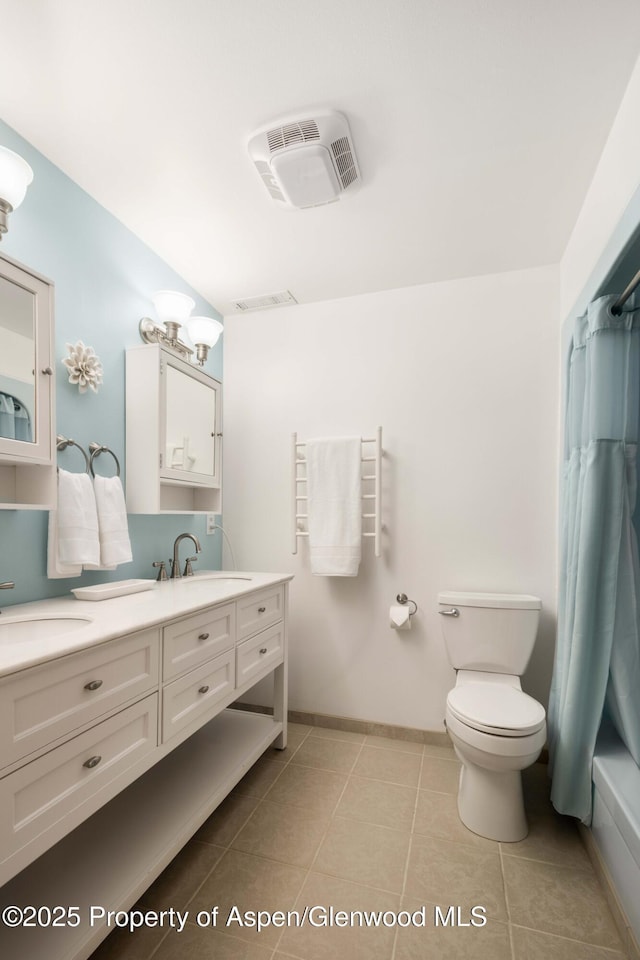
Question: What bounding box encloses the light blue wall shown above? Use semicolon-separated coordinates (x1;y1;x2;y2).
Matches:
0;120;224;607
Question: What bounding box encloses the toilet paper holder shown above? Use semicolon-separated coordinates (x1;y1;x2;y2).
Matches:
396;593;418;617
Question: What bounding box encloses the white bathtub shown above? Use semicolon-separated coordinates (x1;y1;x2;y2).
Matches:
591;724;640;948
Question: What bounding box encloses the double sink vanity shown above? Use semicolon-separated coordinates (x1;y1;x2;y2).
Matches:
0;250;286;958
0;571;291;960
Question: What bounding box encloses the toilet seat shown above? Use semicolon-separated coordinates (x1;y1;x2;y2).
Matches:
447;682;545;737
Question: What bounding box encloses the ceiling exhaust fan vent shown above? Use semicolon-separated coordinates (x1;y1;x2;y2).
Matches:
249;111;361;209
331;135;358;189
232;290;298;312
267;120;320;152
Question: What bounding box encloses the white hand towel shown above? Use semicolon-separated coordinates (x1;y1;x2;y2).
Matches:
90;475;133;568
306;436;362;576
47;469;100;578
47;511;82;578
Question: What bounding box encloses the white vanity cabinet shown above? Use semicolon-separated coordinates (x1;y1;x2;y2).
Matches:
0;576;290;960
0;252;56;509
125;344;222;514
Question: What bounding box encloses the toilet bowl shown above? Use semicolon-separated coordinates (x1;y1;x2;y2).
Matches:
438;591;546;842
445;672;546;841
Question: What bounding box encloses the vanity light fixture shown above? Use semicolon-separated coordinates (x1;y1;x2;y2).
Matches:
139;290;196;361
0;145;34;240
185;315;224;366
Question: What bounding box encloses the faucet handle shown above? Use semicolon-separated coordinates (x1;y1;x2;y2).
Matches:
183;556;198;577
152;561;168;582
0;582;15;589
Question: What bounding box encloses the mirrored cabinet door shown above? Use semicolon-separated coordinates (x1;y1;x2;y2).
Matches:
126;345;221;514
0;253;54;467
0;254;55;510
163;361;219;485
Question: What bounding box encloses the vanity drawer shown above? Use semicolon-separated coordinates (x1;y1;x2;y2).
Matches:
162;648;235;743
0;628;160;769
0;694;158;863
236;621;284;688
163;603;235;680
237;586;284;640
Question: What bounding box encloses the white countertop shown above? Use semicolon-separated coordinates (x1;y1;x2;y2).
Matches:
0;572;293;678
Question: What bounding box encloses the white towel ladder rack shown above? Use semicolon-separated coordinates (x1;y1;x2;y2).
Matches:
291;426;383;557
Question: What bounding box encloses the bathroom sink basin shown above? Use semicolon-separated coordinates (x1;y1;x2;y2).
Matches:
0;616;92;642
187;572;253;583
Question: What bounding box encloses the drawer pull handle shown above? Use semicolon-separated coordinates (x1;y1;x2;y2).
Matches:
84;680;103;691
198;632;210;641
258;606;266;613
83;755;102;770
198;685;210;694
259;647;268;655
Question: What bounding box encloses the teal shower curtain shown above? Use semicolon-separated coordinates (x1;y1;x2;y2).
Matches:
549;294;640;823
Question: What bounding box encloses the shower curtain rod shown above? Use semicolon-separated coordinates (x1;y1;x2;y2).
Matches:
612;265;640;314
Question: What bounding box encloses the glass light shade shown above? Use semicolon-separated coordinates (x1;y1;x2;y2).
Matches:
0;145;34;209
152;290;195;324
185;316;223;348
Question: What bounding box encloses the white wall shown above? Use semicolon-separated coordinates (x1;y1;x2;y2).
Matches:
223;265;559;732
561;52;640;318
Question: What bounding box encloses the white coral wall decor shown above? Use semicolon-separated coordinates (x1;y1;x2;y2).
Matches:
62;341;104;394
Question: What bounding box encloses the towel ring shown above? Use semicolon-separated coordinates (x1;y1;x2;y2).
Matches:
89;442;121;478
56;435;90;473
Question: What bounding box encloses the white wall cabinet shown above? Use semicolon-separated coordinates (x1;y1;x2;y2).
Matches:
0;253;55;509
125;344;221;514
0;578;289;960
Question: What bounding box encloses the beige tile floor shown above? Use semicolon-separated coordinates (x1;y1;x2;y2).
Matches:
91;722;629;960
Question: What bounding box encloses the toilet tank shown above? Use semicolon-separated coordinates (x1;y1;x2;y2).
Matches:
438;591;541;674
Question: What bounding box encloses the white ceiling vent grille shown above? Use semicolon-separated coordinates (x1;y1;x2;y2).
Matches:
331;136;358;189
249;111;360;209
267;120;320;152
232;290;298;312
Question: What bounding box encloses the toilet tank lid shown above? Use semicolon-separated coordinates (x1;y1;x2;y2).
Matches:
438;592;541;610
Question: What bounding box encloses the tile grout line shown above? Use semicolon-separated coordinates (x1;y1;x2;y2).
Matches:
510;921;631;957
498;840;517;960
390;744;426;960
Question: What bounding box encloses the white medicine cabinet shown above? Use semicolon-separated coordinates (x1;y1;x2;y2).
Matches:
0;252;55;509
125;344;221;513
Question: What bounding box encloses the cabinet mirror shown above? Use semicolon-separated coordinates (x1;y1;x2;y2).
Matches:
164;363;217;481
0;253;54;465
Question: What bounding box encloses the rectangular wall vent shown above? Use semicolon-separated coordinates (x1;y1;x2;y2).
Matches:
232;290;298;312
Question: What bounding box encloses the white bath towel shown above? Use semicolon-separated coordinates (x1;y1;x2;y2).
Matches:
306;436;362;576
90;475;133;568
47;469;100;578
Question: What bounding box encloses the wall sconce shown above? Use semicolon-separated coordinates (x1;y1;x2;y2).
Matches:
185;316;224;366
139;290;196;361
139;290;223;365
0;145;34;240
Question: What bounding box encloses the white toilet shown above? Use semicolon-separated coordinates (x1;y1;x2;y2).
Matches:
438;591;546;842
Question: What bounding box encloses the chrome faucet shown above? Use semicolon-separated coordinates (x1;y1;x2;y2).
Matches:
171;533;202;579
0;581;15;614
